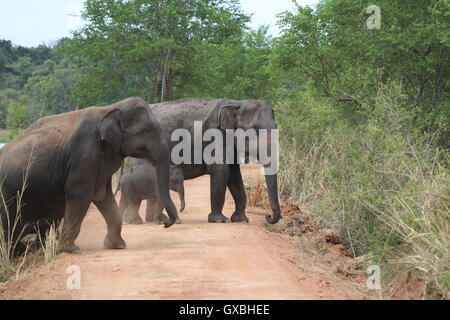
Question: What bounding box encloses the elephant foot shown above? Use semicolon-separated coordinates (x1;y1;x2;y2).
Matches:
123;216;144;225
208;213;229;223
104;235;126;250
230;212;249;223
176;217;183;224
63;243;82;254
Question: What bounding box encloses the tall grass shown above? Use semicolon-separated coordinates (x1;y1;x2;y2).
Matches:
276;83;450;298
38;224;60;265
0;195;31;282
0;165;30;282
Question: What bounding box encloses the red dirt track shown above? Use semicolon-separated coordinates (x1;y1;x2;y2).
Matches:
0;166;367;300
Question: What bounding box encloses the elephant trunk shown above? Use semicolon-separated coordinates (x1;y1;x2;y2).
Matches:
152;145;179;228
178;182;185;212
261;126;281;224
264;172;281;224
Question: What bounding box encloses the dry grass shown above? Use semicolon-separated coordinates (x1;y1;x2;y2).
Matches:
0;160;31;282
1;141;60;284
245;178;268;208
275;84;450;299
38;224;60;265
364;173;450;299
278;130;449;298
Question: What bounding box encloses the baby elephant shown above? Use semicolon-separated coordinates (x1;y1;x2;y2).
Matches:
119;163;185;225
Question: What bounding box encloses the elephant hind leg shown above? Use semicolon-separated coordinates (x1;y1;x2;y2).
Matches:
122;199;143;225
145;197;166;224
118;194;128;217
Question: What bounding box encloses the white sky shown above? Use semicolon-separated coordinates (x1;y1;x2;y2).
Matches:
0;0;319;47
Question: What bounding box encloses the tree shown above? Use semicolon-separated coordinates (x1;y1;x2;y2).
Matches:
24;58;84;115
273;1;449;112
176;26;273;100
67;0;250;106
6;101;27;139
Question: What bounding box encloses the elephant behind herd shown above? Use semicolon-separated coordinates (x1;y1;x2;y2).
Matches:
0;96;281;256
148;98;281;225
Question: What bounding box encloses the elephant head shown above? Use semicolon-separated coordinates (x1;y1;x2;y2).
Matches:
205;99;281;224
98;97;179;227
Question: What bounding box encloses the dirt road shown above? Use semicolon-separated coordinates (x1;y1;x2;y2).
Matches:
0;166;368;300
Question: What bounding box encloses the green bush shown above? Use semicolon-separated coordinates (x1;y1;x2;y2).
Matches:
6;102;28;140
277;83;449;298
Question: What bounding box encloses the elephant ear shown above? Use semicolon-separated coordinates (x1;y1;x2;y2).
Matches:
98;109;122;152
204;99;241;130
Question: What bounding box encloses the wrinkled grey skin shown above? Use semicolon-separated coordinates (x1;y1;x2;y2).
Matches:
119;161;185;224
0;97;179;256
148;98;281;224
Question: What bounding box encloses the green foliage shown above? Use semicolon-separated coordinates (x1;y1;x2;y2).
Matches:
66;0;251;105
176;26;273;100
0;40;52;90
277;83;449;298
273;4;449;294
0;89;20;128
6;102;28;139
25;58;83;114
272;0;450;144
0;39;84;133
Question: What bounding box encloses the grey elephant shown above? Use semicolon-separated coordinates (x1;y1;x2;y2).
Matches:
146;98;281;225
0;97;179;255
119;161;185;224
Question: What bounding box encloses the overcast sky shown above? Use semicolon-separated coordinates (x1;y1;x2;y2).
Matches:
0;0;319;47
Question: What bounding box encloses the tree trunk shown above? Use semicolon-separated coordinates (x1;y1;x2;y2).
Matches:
160;48;171;102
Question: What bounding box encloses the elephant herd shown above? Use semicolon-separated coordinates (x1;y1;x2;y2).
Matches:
0;97;281;256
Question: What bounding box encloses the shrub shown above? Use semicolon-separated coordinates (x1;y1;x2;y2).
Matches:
277;83;449;298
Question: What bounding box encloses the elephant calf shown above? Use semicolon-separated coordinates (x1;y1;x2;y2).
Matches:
119;163;185;224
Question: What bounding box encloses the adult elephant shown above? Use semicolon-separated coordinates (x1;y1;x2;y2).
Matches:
0;97;178;255
147;98;281;224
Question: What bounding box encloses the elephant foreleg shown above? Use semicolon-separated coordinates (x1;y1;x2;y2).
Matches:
228;164;249;223
208;164;230;223
94;179;126;250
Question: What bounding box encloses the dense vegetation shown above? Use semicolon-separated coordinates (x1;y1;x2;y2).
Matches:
0;0;448;298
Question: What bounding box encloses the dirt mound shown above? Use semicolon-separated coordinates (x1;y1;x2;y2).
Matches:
387;270;427;300
262;201;375;287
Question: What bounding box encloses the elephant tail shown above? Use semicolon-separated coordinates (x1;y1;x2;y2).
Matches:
114;160;125;196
